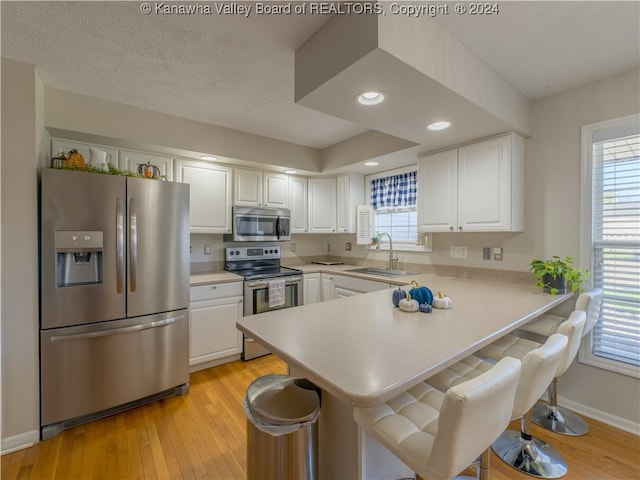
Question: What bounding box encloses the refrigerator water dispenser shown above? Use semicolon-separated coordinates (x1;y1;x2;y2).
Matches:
55;231;103;287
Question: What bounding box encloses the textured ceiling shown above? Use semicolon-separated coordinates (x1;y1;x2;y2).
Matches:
2;1;639;155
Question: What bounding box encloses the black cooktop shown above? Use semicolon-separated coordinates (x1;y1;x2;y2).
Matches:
237;266;302;281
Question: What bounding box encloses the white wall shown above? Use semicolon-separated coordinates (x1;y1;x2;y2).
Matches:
528;69;640;426
1;58;44;452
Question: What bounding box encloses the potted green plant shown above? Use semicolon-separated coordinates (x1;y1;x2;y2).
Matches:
529;256;589;294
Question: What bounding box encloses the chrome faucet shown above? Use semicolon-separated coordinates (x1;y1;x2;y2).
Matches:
376;232;399;270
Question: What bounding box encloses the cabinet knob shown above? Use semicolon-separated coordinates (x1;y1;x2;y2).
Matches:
212;285;217;289
458;226;463;231
449;226;454;231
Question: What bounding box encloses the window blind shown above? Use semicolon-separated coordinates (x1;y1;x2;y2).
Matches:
591;127;640;367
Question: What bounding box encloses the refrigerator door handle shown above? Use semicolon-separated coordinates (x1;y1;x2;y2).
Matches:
116;197;125;294
49;315;185;342
129;197;137;292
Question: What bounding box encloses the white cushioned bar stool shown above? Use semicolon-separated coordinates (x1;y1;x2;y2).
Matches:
479;311;586;478
428;333;570;479
353;357;521;480
520;289;603;436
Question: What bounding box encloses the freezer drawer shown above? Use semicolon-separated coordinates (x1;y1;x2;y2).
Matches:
40;310;189;429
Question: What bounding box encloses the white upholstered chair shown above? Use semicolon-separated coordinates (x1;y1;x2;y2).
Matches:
353;357;521;480
429;333;571;479
520;289;602;435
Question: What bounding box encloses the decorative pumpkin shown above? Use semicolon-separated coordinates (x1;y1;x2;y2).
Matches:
392;287;407;307
418;303;433;313
432;292;453;309
399;293;419;312
64;149;85;169
408;280;433;306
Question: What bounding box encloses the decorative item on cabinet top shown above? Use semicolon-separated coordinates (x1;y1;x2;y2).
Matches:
50;155;167;180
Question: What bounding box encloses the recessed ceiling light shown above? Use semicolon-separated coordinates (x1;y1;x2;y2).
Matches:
427;121;451;131
364;161;379;166
200;155;217;161
284;169;298;174
356;91;385;106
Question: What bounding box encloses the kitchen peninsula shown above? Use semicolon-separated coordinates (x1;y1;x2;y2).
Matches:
237;272;573;479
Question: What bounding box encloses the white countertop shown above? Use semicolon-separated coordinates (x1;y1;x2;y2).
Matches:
236;273;573;407
190;271;243;286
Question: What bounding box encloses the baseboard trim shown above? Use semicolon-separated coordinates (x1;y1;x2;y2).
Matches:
1;429;39;455
558;395;640;436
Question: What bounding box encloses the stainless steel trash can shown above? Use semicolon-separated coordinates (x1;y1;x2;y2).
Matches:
245;374;321;480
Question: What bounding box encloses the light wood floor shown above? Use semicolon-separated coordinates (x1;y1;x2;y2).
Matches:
2;355;639;479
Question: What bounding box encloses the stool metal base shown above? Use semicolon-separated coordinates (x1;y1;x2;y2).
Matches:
531;400;590;436
492;430;568;479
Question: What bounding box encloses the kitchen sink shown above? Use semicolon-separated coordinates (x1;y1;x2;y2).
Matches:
346;267;417;278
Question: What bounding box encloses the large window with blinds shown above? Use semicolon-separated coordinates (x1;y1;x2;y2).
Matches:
580;114;640;376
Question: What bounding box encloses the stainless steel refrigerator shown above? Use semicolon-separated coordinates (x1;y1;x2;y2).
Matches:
40;168;190;439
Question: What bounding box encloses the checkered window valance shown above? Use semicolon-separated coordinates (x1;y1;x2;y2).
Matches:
371;171;417;210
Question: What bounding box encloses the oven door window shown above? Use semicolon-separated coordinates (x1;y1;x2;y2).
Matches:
252;284;297;314
237;215;277;237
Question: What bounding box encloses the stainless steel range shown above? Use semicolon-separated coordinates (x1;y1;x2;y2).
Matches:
225;246;303;360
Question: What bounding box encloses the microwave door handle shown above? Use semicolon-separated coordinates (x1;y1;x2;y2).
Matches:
276;216;281;240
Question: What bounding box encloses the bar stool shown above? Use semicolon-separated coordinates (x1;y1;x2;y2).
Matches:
520;289;603;436
428;333;570;479
353;357;521;480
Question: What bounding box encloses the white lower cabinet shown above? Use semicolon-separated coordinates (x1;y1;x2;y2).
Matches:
320;273;390;301
303;273;321;304
321;273;336;301
333;275;391;296
189;282;243;370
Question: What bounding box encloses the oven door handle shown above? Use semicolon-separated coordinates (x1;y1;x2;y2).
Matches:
245;276;302;288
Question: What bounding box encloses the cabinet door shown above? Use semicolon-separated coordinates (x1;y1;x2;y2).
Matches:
337;174;364;233
189;298;243;366
303;273;321;305
308;178;337;233
457;136;510;232
417;149;458;232
289;176;308;233
264;172;289;208
51;139;118;169
234;168;263;206
334;287;360;298
175;160;232;234
321;274;335;301
119;150;174;181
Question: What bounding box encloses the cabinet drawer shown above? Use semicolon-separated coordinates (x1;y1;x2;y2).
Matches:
190;282;243;302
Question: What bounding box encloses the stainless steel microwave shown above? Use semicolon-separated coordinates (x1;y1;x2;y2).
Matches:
232;206;291;242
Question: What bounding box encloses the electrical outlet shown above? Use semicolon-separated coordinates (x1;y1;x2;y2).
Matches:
290;243;296;252
450;246;467;259
204;244;212;255
493;247;503;261
483;247;491;260
345;242;352;251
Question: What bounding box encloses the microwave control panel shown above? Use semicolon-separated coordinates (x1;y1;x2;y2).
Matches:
225;246;280;261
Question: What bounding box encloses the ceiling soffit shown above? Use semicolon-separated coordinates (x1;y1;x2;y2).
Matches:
295;10;532;155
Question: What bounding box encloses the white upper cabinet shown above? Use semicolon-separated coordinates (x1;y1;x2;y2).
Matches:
175;159;233;234
233;168;288;208
289;176;308;233
336;174;365;233
233;168;262;206
51;139;118;169
263;172;289;208
418;133;524;232
119;150;174;181
308;177;337;233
